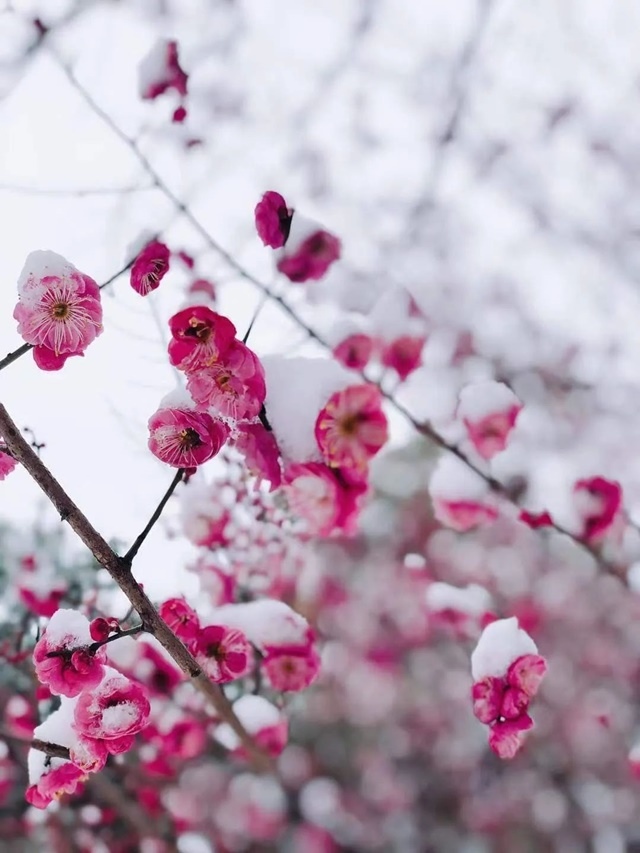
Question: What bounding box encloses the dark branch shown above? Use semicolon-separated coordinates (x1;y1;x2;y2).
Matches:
123;468;184;564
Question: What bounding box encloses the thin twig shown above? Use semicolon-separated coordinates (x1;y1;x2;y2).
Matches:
124;468;184;564
0;404;272;772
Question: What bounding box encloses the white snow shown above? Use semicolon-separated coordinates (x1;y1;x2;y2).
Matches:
470;616;538;681
101;702;137;736
43;608;92;648
28;697;77;784
425;582;492;616
210;599;310;649
214;695;282;751
429;455;489;501
457;380;521;422
282;212;323;254
138;39;170;99
261;355;356;463
17;250;75;306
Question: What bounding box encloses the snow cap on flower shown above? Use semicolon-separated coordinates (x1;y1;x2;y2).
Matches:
139;38;188;100
471;617;538;682
210;599;312;652
27;699;85;808
73;667;150;741
457;380;522;460
262;356;355;464
33;609;106;698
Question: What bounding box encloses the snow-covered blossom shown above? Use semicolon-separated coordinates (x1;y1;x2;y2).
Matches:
425;582;494;636
148;405;229;467
429;456;499;532
255;191;293;249
457;381;523;460
130;240;170;296
276;214;341;283
33;610;106;698
168;305;236;373
471;618;547;759
14;251;102;370
210;599;313;652
262;356;355;463
573;476;622;543
315;384;388;476
139;38;188;121
26;700;84;808
190;624;252;683
74;667;150;743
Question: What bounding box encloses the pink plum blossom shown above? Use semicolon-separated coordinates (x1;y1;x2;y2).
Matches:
13;251;103;371
457;381;523;460
315;384;388;476
380;335;426;381
168;305;236;372
573;476;623;543
186;340;266;421
255;191;293;249
332;333;374;371
190;624;252;683
148;406;229;467
159;598;200;641
73;668;150;741
69;735;109;773
33;610;106;698
130;240;170;296
0;443;16;480
263;645;321;692
233;422;282;490
276;215;341;283
470;618;547;760
488;714;535;760
26;762;85;809
283;462;367;537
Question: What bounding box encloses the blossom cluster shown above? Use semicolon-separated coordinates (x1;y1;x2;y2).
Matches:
27;610;150;808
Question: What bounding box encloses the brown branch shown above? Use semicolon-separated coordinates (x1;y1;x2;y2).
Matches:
0;403;272;772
